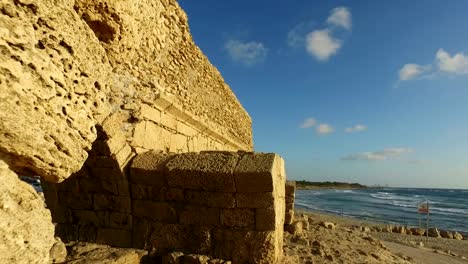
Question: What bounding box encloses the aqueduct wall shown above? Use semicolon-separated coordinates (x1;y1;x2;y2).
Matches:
0;0;292;263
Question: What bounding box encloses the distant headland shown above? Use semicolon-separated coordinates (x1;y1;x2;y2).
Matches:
296;180;374;190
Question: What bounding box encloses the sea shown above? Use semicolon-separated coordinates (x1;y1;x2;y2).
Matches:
295;188;468;235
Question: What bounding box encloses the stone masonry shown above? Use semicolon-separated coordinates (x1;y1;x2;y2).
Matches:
285;181;296;225
42;151;286;263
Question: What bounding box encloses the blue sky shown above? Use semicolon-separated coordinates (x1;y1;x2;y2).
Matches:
179;0;468;189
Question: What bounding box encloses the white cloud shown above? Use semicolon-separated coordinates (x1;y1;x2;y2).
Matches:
399;49;468;81
316;123;334;135
341;148;413;161
399;64;431;81
288;6;351;62
344;124;367;133
327;7;352;30
300;118;317;128
306;30;341;61
225;40;267;66
435;49;468;74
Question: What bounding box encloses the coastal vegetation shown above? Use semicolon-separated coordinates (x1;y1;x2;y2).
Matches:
296;180;368;190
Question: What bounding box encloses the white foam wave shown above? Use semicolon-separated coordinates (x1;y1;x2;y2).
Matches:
431;207;468;215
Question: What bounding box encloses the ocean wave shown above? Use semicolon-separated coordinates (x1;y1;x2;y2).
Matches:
335;190;355;193
430;207;468;215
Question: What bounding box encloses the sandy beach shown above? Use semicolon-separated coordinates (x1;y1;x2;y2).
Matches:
283;209;468;264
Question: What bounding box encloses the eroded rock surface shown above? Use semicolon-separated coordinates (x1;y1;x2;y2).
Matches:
0;0;112;182
0;160;55;264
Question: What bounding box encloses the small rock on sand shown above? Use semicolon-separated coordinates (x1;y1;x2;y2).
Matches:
321;222;336;230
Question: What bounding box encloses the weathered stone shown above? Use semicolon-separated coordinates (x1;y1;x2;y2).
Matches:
94;194;131;213
285;221;303;235
181;254;210;264
440;230;454;239
180;206;220;226
234;153;284;193
284;209;294;225
109;212;133;230
149;223;188;254
162;252;184;264
236;192;274;208
186;190;235;208
129;151;174;186
221;209;255;228
0;0;112;182
410;228;425;236
0;162;55;264
66;242;147;264
321;221;336;230
428;227;441;238
256;208;277;231
59;191;94;210
132;200;177;222
50;238;67;263
212;229;282;264
166;152;239;192
454;232;464;240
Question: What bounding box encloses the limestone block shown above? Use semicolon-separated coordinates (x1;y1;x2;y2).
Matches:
166;152;239;192
99;112;130;139
256;208;276;231
50;206;72;224
43;190;59;209
55;224;79;242
285;181;296;200
236;192;274;209
92;133;127;156
130;184;161;201
109;212;133;230
177;122;195;137
49;238;67;264
86;156;120;169
114;144;133;168
138;104;161;124
284;209;294;225
80;178;105;193
101;179;129;196
129;151;174;186
161;111;178;131
132;217;153;249
132;200;177;223
71;210;107;227
234;153;284;193
180;206;220;226
0;161;55;264
59;191;93;210
78;224;97;242
131;121;165;151
149;223;188;254
161;187;185;202
171;133;188;153
212;229;282;264
91;167;126;182
94;194;131;213
220;209;255;228
185;190;235;208
97;228;132;248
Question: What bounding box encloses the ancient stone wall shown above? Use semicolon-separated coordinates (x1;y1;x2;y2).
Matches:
42;151;286;263
1;0;252;184
1;0;258;262
285;181;296;225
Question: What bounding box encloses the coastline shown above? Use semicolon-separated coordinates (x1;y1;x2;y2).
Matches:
293;209;468;263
